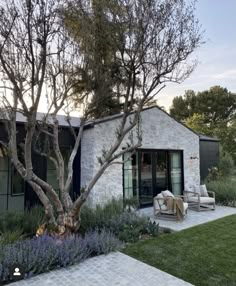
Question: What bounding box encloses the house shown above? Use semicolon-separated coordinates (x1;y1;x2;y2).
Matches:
81;106;201;207
0;106;219;211
0;113;81;211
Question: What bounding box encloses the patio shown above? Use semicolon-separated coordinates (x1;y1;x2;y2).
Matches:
138;205;236;231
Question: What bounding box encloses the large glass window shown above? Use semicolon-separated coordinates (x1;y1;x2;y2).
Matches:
155;151;168;193
170;151;183;196
139;152;153;206
123;149;183;206
123;152;138;199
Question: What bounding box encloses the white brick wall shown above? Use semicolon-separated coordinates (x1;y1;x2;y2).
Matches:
81;107;200;207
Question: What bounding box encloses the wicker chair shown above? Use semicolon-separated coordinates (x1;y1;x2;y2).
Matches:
184;185;215;211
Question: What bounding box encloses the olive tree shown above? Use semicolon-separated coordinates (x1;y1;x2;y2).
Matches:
0;0;202;234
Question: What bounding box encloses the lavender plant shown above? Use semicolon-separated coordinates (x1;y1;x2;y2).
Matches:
0;230;121;283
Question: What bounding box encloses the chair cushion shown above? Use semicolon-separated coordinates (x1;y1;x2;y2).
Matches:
154;193;166;210
183;202;188;212
194;185;201;195
200;184;209;197
162;190;174;198
156;193;165;206
187;197;215;204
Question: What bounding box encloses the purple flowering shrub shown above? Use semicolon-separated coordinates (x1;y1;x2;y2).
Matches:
0;229;121;283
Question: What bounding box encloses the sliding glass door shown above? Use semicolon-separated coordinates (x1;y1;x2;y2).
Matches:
169;151;183;196
123;150;183;207
139;152;153;206
155;151;168;195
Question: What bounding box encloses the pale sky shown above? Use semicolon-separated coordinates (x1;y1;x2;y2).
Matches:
157;0;236;111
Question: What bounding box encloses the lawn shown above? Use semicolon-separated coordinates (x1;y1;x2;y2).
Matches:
123;215;236;286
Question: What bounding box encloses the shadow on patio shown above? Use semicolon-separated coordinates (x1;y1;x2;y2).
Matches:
138;205;236;231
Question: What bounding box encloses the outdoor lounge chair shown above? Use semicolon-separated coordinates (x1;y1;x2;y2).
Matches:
184;184;216;211
153;190;188;221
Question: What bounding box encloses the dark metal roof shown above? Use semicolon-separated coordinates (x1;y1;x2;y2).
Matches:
0;112;80;127
199;134;220;142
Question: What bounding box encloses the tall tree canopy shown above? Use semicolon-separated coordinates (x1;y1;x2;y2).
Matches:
170;86;236;162
66;0;203;118
64;0;125;118
170;86;236;124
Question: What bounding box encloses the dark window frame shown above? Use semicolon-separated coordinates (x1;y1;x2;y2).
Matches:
123;148;184;207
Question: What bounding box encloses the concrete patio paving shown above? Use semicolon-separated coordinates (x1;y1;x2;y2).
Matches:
11;252;193;286
138;205;236;231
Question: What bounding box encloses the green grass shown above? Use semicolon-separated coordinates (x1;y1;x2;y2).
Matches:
123;215;236;286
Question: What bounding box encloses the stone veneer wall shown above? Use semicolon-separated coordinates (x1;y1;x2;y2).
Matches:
81;107;200;207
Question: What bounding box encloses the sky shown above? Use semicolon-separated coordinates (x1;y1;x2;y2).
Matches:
157;0;236;111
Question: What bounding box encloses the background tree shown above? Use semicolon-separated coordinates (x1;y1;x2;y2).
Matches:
170;86;236;163
0;0;202;234
65;0;124;118
170;86;236;124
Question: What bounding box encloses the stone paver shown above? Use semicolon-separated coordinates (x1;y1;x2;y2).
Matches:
11;252;193;286
138;205;236;231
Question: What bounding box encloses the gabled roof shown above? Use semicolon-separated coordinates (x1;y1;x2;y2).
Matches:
84;105;199;137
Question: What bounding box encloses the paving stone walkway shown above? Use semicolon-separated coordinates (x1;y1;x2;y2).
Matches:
11;252;193;286
138;205;236;231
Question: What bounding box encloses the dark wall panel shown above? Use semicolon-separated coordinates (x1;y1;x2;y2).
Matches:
200;140;219;181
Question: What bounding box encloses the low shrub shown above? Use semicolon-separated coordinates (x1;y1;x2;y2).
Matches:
0;229;121;283
80;201;159;243
80;198;124;233
21;206;45;236
207;178;236;207
218;150;235;177
0;229;24;246
0;206;45;243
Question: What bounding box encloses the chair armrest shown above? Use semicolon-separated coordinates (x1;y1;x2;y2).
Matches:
207;191;215;199
183;190;195;195
183;190;200;201
176;195;184;199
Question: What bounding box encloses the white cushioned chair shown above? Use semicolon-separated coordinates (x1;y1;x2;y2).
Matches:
184;185;215;211
153;190;188;221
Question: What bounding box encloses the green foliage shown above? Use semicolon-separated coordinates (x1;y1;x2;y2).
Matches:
118;224;142;243
206;166;222;182
80;199;159;242
0;229;24;245
64;0;123;118
206;177;236;207
170;86;236;124
0;206;45;241
144;221;159;237
185;113;211;135
206;150;235;182
170;86;236;163
123;197;140;211
218;150;235;177
80;198;124;233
